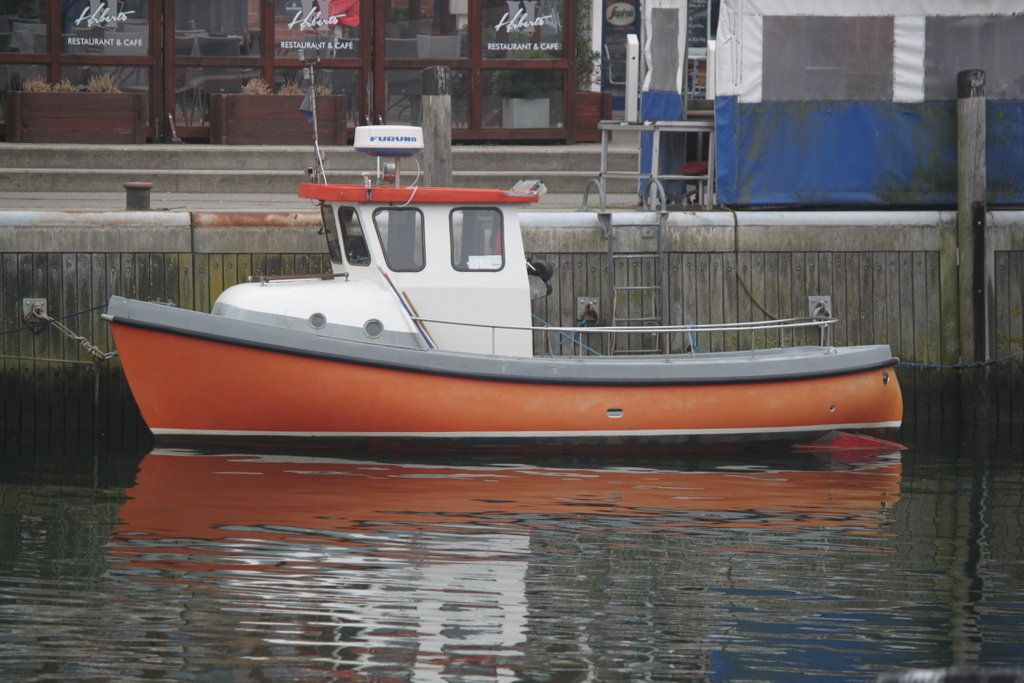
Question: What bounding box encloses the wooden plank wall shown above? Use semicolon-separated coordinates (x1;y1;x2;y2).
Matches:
994;250;1024;423
529;240;1021;427
3;210;1024;430
986;217;1024;424
1;250;326;431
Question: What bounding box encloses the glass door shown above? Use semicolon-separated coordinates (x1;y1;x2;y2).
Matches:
61;0;154;99
374;0;467;130
161;0;366;140
372;0;571;141
479;0;568;134
270;0;363;128
164;0;263;139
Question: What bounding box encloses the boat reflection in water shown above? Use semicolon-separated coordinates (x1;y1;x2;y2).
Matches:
111;448;902;680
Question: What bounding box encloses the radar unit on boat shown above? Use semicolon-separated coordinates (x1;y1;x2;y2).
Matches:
354;125;424;187
354;125;424;157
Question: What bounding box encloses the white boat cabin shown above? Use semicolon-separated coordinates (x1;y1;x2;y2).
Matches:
213;126;546;358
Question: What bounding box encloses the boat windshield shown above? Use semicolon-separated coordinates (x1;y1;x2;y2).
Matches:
373;208;425;272
322;204;344;264
341;207;370;266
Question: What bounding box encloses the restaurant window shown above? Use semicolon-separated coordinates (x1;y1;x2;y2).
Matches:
385;68;468;127
2;0;45;54
275;0;360;60
481;0;565;129
762;16;894;101
63;64;148;92
275;66;360;123
0;64;46;125
373;208;424;272
173;66;260;126
451;208;503;271
62;0;150;56
175;0;261;56
385;0;464;59
483;68;564;128
482;0;565;59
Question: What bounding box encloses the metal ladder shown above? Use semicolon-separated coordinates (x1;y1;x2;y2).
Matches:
583;177;671;355
600;217;668;355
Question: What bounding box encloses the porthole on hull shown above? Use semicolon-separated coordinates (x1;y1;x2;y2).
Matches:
309;313;327;329
364;319;385;338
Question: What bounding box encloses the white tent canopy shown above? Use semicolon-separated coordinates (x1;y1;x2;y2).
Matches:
640;0;690;120
716;0;1024;103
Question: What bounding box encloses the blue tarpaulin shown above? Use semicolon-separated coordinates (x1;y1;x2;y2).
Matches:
715;96;1024;206
639;91;688;199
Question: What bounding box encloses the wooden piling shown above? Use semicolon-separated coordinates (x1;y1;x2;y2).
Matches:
957;69;990;422
421;66;453;188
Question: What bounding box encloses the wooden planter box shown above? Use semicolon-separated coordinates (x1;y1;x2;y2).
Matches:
5;91;147;143
210;94;348;145
573;91;613;143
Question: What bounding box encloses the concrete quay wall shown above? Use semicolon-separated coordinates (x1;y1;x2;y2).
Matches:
2;208;1023;430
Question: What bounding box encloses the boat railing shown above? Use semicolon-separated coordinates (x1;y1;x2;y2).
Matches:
410;315;838;357
249;272;349;284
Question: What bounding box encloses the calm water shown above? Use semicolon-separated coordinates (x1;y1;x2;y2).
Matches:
1;426;1022;682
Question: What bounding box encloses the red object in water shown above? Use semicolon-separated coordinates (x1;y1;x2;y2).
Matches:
795;430;906;452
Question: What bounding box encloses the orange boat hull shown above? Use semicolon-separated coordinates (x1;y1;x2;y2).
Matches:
110;320;903;445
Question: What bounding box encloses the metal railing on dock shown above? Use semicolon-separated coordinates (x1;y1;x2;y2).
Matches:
587;120;716;210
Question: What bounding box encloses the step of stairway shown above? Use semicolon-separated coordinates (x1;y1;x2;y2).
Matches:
0;142;639;195
0;167;639;195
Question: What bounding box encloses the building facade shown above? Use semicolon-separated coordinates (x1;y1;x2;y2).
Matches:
1;0;598;142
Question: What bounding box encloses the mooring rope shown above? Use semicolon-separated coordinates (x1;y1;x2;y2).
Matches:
1;302;116;364
723;208;1023;369
531;314;603;356
899;349;1024;370
1;303;108;337
725;206;779;320
0;354;100;366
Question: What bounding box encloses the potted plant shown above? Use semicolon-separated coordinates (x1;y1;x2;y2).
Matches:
5;73;148;143
492;66;561;128
209;77;349;145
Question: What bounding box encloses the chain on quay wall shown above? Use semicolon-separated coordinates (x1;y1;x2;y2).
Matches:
2;209;1023;430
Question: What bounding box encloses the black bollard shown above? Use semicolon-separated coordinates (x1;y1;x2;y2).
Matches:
124;182;154;210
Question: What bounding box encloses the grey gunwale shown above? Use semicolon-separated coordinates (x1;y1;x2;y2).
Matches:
105;296;898;387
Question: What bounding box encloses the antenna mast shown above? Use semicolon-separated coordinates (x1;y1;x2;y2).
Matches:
299;49;327;184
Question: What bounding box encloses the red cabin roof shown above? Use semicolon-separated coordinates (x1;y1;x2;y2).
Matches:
298;183;540;205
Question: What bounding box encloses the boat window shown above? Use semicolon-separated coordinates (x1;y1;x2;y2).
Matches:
451;208;503;271
373;208;425;272
321;204;344;264
328;205;370;267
